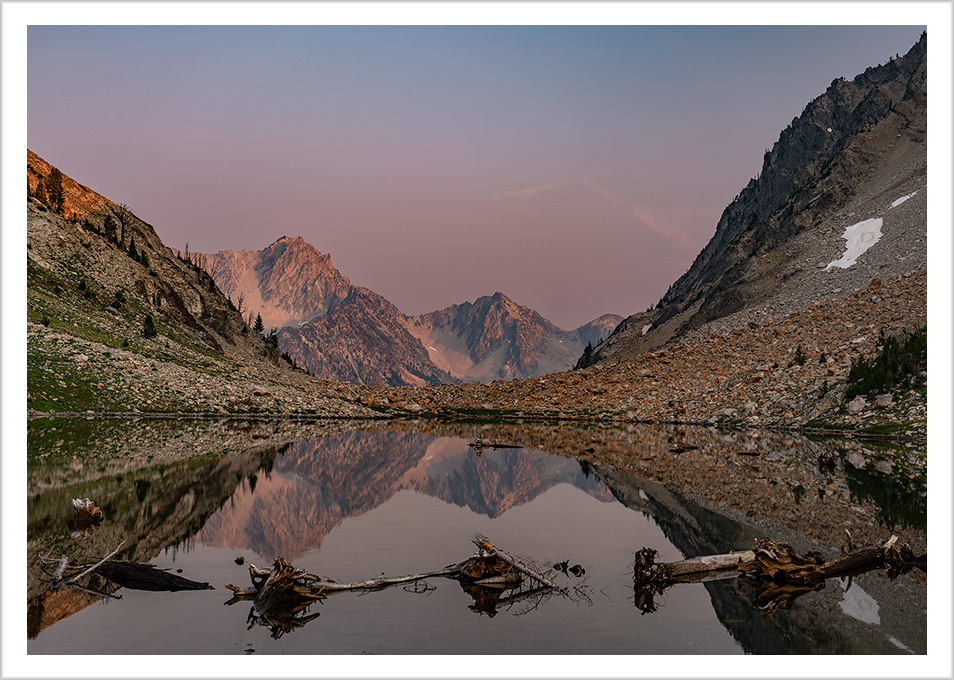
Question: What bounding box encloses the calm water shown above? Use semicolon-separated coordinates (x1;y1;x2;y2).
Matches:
26;419;927;656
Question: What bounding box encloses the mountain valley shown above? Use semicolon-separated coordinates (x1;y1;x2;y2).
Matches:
25;33;928;437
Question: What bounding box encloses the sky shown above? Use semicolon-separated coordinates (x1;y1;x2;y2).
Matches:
26;22;928;329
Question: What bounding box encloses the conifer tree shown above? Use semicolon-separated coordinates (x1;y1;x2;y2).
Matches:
47;168;65;214
253;313;265;334
103;214;118;244
34;179;48;205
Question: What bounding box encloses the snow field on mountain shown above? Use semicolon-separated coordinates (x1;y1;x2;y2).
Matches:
825;218;884;271
826;189;921;272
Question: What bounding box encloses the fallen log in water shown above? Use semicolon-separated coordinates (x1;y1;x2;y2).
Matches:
225;556;473;602
633;535;925;615
472;534;558;588
93;561;214;591
39;542;212;594
226;538;563;613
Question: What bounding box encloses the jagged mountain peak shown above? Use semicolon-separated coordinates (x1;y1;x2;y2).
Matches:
202;233;622;385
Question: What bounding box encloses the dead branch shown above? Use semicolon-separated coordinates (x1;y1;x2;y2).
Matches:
225;538;563;630
473;535;558;588
66;541;126;585
228;557;472;602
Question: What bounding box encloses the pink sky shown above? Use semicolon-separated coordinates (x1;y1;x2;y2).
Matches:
27;24;926;328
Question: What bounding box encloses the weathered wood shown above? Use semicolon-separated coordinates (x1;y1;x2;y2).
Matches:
633;536;923;617
228;557;473;601
636;535;922;587
661;550;757;579
473;535;558;589
51;555;69;585
251;557;323;614
66;541;126;585
227;538;558;621
312;562;468;593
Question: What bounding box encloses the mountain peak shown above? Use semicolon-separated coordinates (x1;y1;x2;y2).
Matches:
273;235;305;246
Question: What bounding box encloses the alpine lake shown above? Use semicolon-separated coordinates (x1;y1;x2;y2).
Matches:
26;416;927;659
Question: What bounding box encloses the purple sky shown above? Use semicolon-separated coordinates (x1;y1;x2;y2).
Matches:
28;25;925;328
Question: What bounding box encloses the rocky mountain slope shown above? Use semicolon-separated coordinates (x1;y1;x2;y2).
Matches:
26;150;376;418
406;293;621;382
199;235;353;329
357;266;926;434
200;237;621;385
582;32;927;365
278;286;456;386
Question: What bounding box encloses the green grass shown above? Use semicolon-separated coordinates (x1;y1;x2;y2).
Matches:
27;344;130;412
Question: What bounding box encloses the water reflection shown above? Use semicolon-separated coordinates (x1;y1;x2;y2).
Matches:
26;418;926;655
198;432;612;559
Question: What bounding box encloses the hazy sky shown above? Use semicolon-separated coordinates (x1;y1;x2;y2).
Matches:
28;24;926;328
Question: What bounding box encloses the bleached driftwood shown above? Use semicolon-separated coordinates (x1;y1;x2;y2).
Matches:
472;535;558;589
635;535;920;587
225;556;472;602
227;537;564;610
66;541;126;585
633;535;924;615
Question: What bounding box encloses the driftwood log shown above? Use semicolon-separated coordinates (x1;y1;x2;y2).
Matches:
225;537;567;633
472;535;558;588
468;438;523;456
39;542;212;594
93;561;214;591
225;556;473;602
633;535;925;615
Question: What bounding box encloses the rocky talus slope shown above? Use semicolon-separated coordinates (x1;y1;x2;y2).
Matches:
353;267;926;436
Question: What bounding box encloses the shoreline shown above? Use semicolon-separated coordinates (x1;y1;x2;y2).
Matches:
27;408;926;443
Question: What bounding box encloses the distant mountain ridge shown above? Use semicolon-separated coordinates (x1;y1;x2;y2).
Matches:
407;293;620;382
199;237;621;385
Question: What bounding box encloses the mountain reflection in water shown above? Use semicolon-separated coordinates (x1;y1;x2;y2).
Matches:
26;419;926;656
198;432;613;559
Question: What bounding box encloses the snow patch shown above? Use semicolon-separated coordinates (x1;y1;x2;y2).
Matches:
888;636;913;653
838;580;880;625
890;190;917;208
825;218;883;271
642;324;652;336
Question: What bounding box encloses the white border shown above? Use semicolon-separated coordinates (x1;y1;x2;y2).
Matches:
4;3;952;679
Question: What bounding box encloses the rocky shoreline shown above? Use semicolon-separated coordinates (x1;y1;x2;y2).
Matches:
355;268;927;439
28;269;926;441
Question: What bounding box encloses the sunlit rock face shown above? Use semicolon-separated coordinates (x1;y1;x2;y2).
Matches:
201;235;354;330
405;293;622;382
203;237;621;385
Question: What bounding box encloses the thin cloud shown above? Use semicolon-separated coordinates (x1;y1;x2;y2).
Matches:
486;180;566;202
581;175;699;253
